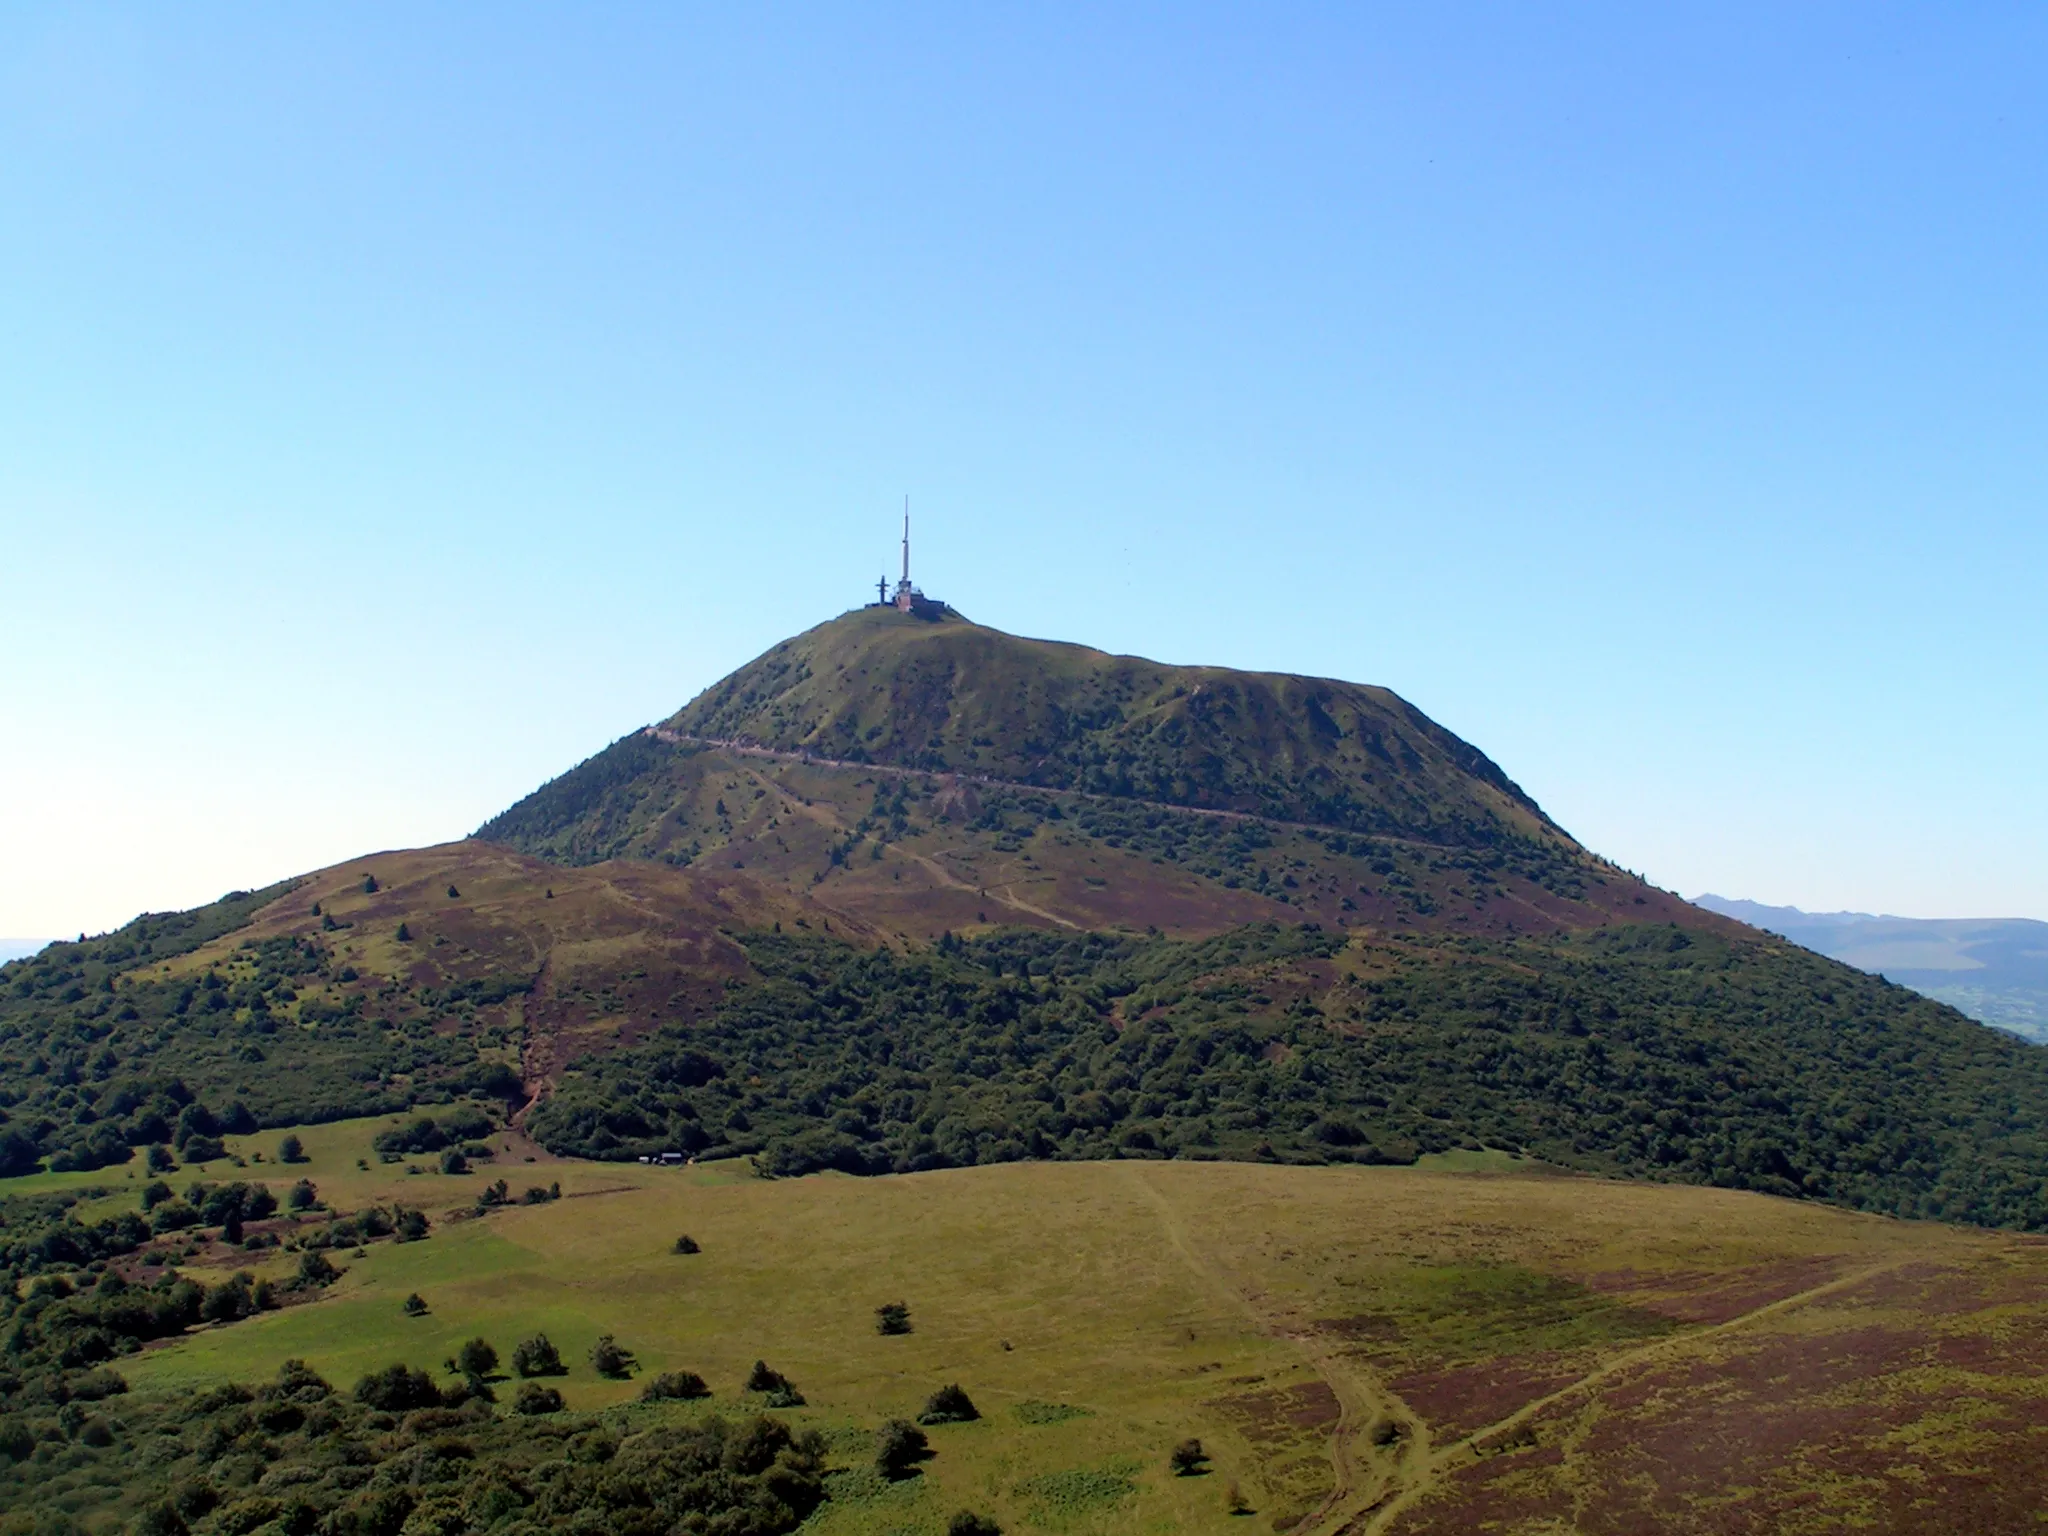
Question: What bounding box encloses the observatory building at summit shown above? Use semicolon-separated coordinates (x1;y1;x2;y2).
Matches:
873;511;949;620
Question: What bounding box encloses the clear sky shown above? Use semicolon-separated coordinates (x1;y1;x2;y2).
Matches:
3;3;2044;941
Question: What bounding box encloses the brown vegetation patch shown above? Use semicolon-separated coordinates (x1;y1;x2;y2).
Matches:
1583;1252;1846;1324
1388;1351;1592;1438
1209;1379;1342;1450
1392;1283;2048;1536
1311;1313;1400;1342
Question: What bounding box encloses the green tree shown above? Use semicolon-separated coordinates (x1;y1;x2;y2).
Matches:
278;1135;306;1164
589;1335;635;1379
457;1338;498;1378
918;1383;979;1424
513;1382;563;1415
874;1419;929;1479
640;1371;710;1401
875;1300;912;1335
511;1334;563;1377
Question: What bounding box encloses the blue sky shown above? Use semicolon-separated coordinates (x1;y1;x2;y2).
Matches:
3;3;2044;939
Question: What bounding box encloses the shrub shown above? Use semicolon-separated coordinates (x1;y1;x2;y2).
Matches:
948;1515;1002;1536
278;1135;306;1164
513;1382;563;1416
742;1360;804;1406
287;1179;318;1210
395;1208;429;1241
353;1364;441;1412
1170;1437;1209;1476
141;1179;174;1210
874;1418;929;1479
456;1338;498;1378
511;1334;563;1377
362;875;379;894
296;1250;339;1288
640;1371;710;1402
395;923;412;942
589;1335;636;1379
919;1383;979;1425
147;1144;175;1173
673;1234;700;1254
403;1293;429;1317
152;1200;200;1233
446;885;460;899
875;1300;912;1335
183;1135;227;1163
201;1275;256;1324
439;1149;470;1175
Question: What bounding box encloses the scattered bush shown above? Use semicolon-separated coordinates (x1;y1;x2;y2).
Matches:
640;1371;710;1402
874;1418;930;1479
403;1293;429;1317
1170;1437;1209;1476
744;1361;804;1407
439;1148;470;1175
456;1338;498;1378
353;1364;441;1412
875;1300;912;1335
287;1179;318;1211
919;1383;979;1425
511;1334;563;1377
278;1135;306;1164
589;1335;636;1379
296;1250;339;1288
513;1382;563;1416
948;1515;1002;1536
673;1233;701;1254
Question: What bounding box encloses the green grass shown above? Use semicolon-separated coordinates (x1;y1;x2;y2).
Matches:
92;1137;2048;1536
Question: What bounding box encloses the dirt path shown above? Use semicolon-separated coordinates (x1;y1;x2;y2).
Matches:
1123;1165;1425;1536
646;728;1548;855
1352;1258;1909;1534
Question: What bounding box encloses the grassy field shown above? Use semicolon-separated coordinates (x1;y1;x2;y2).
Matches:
96;1116;2048;1535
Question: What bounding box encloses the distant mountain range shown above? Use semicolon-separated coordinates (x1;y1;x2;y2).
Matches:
1693;897;2048;1044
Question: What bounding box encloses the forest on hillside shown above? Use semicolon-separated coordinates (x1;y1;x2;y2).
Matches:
532;923;2048;1231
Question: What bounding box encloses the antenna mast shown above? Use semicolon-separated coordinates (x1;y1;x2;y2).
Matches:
901;496;911;588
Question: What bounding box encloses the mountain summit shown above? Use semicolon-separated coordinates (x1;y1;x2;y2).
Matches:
664;607;1560;848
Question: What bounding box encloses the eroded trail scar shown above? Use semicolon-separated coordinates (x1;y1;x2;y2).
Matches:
1123;1167;1424;1536
1356;1258;1912;1535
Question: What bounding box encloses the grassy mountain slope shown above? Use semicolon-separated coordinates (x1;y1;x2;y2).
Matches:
478;609;1716;943
489;607;1568;851
11;607;2047;1236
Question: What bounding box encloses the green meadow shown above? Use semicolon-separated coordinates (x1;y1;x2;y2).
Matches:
28;1111;2048;1535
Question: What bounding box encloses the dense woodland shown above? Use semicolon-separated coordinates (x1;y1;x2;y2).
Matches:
0;894;514;1178
533;924;2048;1230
